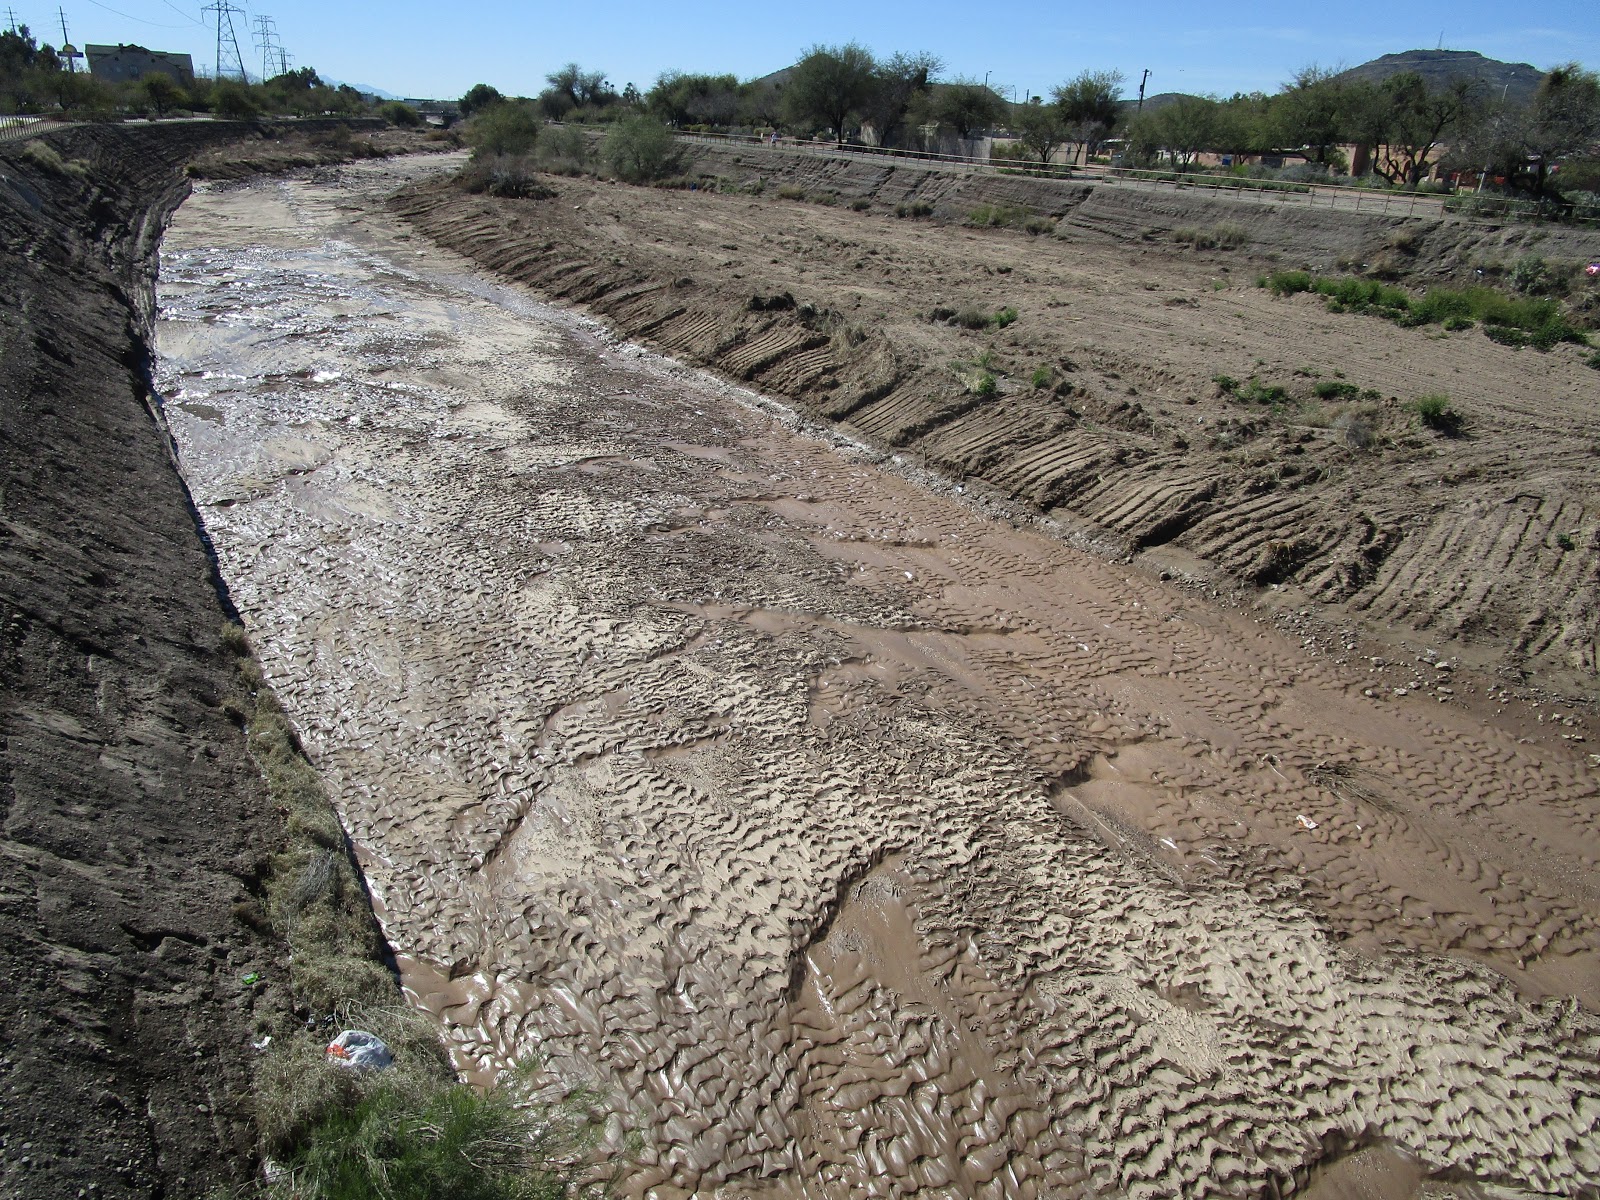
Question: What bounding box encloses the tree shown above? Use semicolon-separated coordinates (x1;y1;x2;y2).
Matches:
647;71;739;127
1456;63;1600;200
459;83;503;116
602;114;683;182
933;78;1004;140
1212;92;1275;160
1377;72;1480;187
467;100;539;158
212;79;259;120
1155;94;1220;169
782;42;877;143
1014;97;1068;164
547;62;610;108
1053;69;1125;162
1274;65;1348;165
861;51;940;147
141;71;185;117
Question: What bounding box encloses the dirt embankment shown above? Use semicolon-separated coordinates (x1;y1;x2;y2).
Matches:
395;148;1600;698
0;123;318;1198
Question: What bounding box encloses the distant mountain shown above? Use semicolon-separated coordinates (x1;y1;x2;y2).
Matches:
1333;50;1544;105
320;77;401;100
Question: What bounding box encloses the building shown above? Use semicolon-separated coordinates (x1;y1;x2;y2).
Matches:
85;44;195;86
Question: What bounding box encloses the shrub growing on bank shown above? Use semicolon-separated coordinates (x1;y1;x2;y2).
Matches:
1262;269;1589;349
467;101;540;159
602;115;683;183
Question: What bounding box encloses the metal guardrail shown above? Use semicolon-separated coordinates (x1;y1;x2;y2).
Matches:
0;114;48;142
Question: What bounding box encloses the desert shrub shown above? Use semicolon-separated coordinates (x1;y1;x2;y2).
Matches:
1031;366;1052;389
1332;409;1375;450
1588;351;1600;370
1442;315;1474;331
968;204;1034;228
994;306;1019;328
1265;270;1314;296
974;372;998;397
894;200;935;218
1235;378;1289;405
379;101;421;127
1212;374;1240;395
1411;393;1461;433
1265;270;1590;350
809;191;837;206
1313;380;1360;401
776;184;806;200
850;197;870;211
1484;325;1528;347
458;155;552;199
1556;532;1577;551
952;306;990;329
467;101;540;159
1510;253;1547;294
602;115;683;183
537;124;590;173
1022;215;1056;235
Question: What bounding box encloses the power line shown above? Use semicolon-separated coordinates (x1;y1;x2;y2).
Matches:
78;0;193;29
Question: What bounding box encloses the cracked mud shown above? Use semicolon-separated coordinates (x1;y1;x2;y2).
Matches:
156;161;1600;1199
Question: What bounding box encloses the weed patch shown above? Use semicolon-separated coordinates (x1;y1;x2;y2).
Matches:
894;200;934;218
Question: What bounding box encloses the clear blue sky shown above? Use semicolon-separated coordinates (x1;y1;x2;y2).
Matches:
22;0;1598;100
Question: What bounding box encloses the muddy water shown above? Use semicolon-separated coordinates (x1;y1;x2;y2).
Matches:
156;162;1600;1199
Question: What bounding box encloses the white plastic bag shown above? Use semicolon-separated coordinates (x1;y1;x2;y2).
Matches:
325;1029;394;1070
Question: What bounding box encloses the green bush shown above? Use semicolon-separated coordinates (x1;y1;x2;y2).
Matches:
1236;378;1289;405
1411;393;1461;433
974;372;998;397
602;115;683;183
994;306;1019;329
1263;270;1589;351
1212;374;1240;394
894;200;934;218
1031;366;1052;389
537;124;590;173
952;306;990;330
380;101;421;127
467;102;540;159
213;80;260;120
1314;380;1360;401
850;197;871;211
1587;351;1600;371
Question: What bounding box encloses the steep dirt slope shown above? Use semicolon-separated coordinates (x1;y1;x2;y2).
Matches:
395;159;1600;697
0;124;288;1198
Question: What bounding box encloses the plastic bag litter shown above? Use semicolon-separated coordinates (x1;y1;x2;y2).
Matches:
325;1029;394;1070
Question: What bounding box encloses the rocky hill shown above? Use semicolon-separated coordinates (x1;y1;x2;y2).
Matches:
1334;49;1545;103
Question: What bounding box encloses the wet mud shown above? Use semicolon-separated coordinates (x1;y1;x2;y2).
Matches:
156;162;1600;1198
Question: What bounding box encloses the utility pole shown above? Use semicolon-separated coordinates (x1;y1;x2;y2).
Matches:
203;0;247;82
6;8;17;32
1136;68;1151;112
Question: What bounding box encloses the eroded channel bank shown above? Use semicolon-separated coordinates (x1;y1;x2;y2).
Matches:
0;124;284;1197
154;160;1600;1198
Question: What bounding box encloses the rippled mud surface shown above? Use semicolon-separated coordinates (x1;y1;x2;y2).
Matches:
156;163;1600;1199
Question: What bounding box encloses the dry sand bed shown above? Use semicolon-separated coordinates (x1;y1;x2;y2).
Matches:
395;163;1600;697
158;162;1600;1199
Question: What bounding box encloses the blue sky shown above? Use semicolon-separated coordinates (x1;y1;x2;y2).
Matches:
22;0;1598;100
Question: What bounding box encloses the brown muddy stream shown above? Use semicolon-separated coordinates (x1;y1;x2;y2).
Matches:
155;160;1600;1199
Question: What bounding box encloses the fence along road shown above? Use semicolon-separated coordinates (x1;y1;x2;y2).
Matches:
671;129;1454;218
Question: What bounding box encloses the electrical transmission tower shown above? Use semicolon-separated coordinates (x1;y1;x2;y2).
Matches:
203;0;247;82
252;15;279;82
